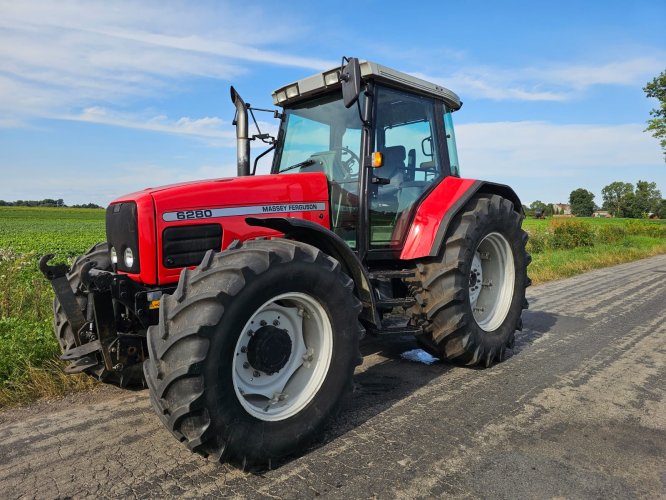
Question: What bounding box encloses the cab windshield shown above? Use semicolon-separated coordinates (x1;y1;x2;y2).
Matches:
274;92;363;249
274;93;363;181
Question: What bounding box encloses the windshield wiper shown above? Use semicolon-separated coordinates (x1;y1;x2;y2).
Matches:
280;159;316;173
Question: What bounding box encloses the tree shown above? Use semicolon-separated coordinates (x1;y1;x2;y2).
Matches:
529;200;547;218
657;199;666;219
569;188;595;217
601;181;633;217
529;200;545;211
630;180;661;217
644;70;666;160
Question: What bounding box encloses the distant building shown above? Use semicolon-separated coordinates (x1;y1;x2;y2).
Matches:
552;203;571;215
593;210;611;218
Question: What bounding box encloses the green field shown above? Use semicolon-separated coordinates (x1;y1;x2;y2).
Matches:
0;207;105;406
0;207;665;408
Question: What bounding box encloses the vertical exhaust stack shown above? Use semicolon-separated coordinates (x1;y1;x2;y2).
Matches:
230;86;250;177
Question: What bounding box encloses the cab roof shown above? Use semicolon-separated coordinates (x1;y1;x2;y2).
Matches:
272;59;461;111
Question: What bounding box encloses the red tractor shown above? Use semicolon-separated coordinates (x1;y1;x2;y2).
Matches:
41;58;529;468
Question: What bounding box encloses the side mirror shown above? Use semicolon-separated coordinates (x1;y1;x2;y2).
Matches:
421;136;433;157
341;57;361;108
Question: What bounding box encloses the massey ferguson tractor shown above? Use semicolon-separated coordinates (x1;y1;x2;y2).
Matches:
41;58;530;468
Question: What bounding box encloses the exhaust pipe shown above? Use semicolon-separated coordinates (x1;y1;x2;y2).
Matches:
230;86;250;177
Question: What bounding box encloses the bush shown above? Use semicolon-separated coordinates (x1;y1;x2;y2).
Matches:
625;220;666;238
596;224;627;244
526;230;549;254
550;219;595;250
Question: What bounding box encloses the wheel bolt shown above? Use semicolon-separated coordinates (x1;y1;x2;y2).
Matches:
253;370;261;377
273;319;280;326
243;362;250;369
260;320;267;326
240;346;247;353
247;329;254;336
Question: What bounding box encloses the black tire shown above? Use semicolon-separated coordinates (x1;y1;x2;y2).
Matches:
53;242;145;387
144;239;363;469
408;194;530;367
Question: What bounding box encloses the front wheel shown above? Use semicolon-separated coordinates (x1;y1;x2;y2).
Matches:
408;194;530;367
144;239;363;468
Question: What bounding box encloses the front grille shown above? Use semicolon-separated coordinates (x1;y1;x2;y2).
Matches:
106;202;140;273
163;224;222;268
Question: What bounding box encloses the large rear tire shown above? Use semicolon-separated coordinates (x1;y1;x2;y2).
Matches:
53;242;145;387
144;239;363;469
408;194;530;367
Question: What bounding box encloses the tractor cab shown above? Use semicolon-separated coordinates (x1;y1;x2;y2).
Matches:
266;59;462;259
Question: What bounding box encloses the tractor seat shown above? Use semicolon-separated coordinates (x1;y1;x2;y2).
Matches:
379;146;406;188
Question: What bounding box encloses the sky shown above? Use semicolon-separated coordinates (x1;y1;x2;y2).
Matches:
0;0;664;206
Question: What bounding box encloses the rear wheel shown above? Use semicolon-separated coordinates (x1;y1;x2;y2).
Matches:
144;239;363;468
53;242;145;387
409;194;530;366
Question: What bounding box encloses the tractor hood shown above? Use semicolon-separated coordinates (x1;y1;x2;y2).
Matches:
108;172;331;285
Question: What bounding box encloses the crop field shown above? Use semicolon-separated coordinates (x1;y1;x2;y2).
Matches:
0;207;665;408
0;207;105;406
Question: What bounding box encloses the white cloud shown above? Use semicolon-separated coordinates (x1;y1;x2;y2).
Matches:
451;121;666;205
62;107;235;142
415;56;665;102
537;57;664;89
58;106;279;146
456;121;663;179
0;0;333;127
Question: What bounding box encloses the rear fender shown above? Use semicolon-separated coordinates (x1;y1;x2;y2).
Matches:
246;217;380;328
400;178;523;260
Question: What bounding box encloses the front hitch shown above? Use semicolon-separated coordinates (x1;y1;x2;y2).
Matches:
39;254;87;345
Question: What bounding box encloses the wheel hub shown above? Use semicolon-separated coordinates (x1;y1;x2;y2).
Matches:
470;232;515;332
232;293;333;421
469;252;483;305
247;325;292;374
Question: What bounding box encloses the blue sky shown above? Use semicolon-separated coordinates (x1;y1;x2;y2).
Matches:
0;0;664;206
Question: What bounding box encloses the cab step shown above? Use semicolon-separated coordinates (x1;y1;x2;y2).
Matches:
368;269;416;280
370;315;422;337
375;297;416;309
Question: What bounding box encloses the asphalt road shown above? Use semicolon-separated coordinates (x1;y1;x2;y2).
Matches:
1;255;665;499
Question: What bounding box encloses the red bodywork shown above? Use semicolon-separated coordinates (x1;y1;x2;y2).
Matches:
110;172;331;285
109;172;480;285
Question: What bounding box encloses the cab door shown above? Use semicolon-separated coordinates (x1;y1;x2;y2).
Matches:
369;86;449;251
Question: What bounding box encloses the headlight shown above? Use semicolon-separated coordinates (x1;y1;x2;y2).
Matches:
110;247;118;265
124;247;134;268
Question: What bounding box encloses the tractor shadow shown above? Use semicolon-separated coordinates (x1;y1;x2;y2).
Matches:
265;309;559;472
513;308;560;354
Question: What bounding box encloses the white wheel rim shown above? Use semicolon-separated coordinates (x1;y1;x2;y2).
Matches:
232;292;333;421
469;232;515;332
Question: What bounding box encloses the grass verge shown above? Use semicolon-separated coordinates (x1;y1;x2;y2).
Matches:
0;360;97;408
529;236;666;284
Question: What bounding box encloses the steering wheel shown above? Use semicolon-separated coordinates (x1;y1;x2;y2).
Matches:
334;146;361;179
